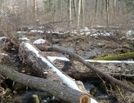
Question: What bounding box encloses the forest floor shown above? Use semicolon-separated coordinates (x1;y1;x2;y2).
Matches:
0;27;134;103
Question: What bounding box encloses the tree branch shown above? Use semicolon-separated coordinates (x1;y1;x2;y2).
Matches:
43;46;134;92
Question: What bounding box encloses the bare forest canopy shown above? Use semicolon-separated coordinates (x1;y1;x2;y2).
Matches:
0;0;134;31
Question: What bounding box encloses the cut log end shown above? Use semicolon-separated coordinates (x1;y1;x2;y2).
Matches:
80;94;90;103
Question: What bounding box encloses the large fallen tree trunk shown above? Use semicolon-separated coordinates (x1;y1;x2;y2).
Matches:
18;42;98;103
0;64;90;103
19;42;88;93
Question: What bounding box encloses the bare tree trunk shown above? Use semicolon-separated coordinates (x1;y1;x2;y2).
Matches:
24;0;28;24
59;0;63;21
106;0;109;27
52;0;56;30
81;0;85;28
25;0;28;11
68;0;72;29
77;0;82;29
0;0;3;13
72;0;77;28
2;0;6;13
94;0;98;23
73;0;77;18
33;0;38;27
101;0;105;18
114;0;117;6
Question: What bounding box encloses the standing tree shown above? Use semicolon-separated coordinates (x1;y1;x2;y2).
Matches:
68;0;72;29
77;0;81;29
106;0;109;27
33;0;38;27
81;0;85;28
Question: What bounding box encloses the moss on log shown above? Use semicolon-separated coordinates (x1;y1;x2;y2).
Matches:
93;52;134;60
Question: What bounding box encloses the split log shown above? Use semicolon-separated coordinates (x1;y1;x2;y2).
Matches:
39;46;134;92
0;64;90;103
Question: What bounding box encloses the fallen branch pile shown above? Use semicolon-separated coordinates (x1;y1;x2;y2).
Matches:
0;39;134;103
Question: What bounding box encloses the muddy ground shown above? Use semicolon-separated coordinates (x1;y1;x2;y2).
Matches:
0;29;134;103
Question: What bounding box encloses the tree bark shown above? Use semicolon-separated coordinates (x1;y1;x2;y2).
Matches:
42;46;134;92
33;0;38;20
68;0;72;29
35;45;134;79
77;0;81;29
0;64;90;103
73;0;77;20
18;42;88;94
106;0;109;27
81;0;85;28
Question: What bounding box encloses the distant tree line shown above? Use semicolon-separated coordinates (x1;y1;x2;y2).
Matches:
0;0;133;30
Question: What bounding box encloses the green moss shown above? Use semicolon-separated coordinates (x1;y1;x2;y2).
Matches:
93;52;134;60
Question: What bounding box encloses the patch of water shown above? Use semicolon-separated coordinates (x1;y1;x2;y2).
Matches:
66;47;75;52
79;47;100;59
53;43;100;59
84;81;110;100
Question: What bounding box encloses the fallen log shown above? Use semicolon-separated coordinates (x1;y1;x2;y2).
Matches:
18;42;98;103
19;42;88;93
0;64;90;103
35;45;134;79
40;46;134;92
